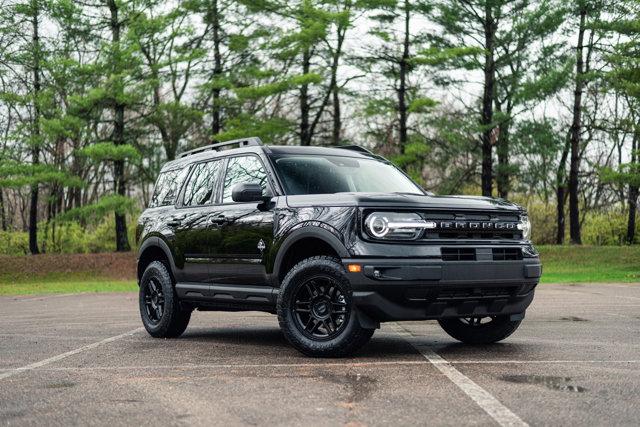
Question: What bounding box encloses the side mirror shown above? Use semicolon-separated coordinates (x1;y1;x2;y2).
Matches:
231;182;264;203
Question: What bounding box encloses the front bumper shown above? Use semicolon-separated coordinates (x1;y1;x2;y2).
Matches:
343;257;541;322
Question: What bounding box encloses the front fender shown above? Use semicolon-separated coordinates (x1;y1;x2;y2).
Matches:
269;223;351;281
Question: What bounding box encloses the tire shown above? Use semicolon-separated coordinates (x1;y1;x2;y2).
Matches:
277;256;375;357
438;315;522;344
139;261;191;338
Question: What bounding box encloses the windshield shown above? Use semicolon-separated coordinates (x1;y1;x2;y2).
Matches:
271;154;424;195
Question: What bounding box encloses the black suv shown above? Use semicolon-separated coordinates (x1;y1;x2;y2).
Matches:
136;137;541;357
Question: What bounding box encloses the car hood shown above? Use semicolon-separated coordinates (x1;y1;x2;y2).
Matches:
284;192;523;212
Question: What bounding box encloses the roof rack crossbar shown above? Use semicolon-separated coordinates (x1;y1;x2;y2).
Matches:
334;145;374;155
179;137;263;158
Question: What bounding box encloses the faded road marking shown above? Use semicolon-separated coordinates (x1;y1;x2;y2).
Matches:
0;327;143;381
394;324;528;427
1;359;638;373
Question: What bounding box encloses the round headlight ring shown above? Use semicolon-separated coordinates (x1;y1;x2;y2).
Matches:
366;214;389;238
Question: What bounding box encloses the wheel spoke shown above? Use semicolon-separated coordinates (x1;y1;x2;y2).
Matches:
292;276;350;339
326;317;336;333
295;300;311;313
304;283;314;298
310;320;322;334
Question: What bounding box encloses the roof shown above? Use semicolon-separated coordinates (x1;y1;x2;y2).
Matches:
161;140;384;172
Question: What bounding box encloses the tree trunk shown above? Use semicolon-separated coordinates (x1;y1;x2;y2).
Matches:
300;46;311;146
332;84;341;145
628;186;638;244
211;0;222;138
0;189;6;231
627;135;638;244
109;0;130;252
556;139;570;244
29;0;41;255
568;8;586;245
480;4;496;197
397;0;410;153
496;119;510;199
331;24;347;146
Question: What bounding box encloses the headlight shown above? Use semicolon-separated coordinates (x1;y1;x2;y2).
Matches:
364;212;436;240
517;215;531;240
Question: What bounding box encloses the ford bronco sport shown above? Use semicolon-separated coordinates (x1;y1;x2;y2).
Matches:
136;137;541;357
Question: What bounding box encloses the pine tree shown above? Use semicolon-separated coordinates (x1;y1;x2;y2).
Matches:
598;1;640;244
431;0;529;197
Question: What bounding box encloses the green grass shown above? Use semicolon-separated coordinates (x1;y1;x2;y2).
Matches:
538;245;640;284
0;277;137;296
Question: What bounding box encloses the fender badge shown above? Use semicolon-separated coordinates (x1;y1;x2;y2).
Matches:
257;239;266;253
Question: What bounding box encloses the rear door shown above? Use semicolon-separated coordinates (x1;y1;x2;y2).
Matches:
209;154;275;286
173;159;224;283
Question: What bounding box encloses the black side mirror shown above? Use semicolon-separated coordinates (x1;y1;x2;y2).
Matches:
231;182;264;203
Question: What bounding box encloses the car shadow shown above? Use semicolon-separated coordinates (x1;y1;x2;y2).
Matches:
178;325;534;360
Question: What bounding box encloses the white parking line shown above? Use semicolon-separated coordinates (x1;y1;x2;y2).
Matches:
0;327;143;380
394;324;528;427
0;358;634;373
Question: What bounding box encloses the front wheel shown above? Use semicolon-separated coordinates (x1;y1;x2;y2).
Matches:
139;261;191;338
277;256;375;357
438;315;522;344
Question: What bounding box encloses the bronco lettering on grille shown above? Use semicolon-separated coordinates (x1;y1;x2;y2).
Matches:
438;221;518;231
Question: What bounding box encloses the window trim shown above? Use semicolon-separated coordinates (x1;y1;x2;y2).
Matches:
216;153;275;206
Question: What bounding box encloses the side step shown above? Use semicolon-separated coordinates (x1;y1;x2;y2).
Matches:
175;283;277;305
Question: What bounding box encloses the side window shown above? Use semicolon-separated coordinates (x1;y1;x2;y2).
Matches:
182;160;222;207
222;156;268;203
149;167;188;207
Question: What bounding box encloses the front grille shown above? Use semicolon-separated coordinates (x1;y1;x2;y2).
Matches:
441;248;476;261
420;211;522;241
492;248;523;261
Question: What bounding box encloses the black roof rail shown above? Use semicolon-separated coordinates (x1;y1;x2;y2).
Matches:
333;145;375;155
178;137;263;158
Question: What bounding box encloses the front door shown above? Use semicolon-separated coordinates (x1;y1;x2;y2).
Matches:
210;155;275;286
173;159;223;283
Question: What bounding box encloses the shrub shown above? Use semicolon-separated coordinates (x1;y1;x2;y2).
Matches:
582;210;636;245
0;214;139;255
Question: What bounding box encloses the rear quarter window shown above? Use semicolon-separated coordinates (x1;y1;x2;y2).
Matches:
149;167;189;208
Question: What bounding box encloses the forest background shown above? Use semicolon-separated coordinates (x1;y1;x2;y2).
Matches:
1;0;639;256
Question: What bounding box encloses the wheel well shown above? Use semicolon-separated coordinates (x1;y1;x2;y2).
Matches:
277;237;341;283
137;245;174;283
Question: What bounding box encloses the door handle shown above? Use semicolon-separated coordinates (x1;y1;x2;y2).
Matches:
167;215;184;227
207;214;227;226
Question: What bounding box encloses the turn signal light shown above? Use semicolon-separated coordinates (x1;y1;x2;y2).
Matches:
347;264;362;273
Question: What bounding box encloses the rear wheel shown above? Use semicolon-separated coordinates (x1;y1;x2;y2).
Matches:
277;256;375;357
139;261;191;338
438;315;522;344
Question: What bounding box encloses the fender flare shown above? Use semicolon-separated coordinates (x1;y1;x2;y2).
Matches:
271;225;350;282
137;236;179;281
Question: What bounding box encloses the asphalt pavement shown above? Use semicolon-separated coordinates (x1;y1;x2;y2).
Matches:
1;283;639;426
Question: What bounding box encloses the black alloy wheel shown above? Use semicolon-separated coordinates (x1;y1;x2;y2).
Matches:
460;316;495;327
142;278;165;324
292;276;349;340
438;314;522;344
